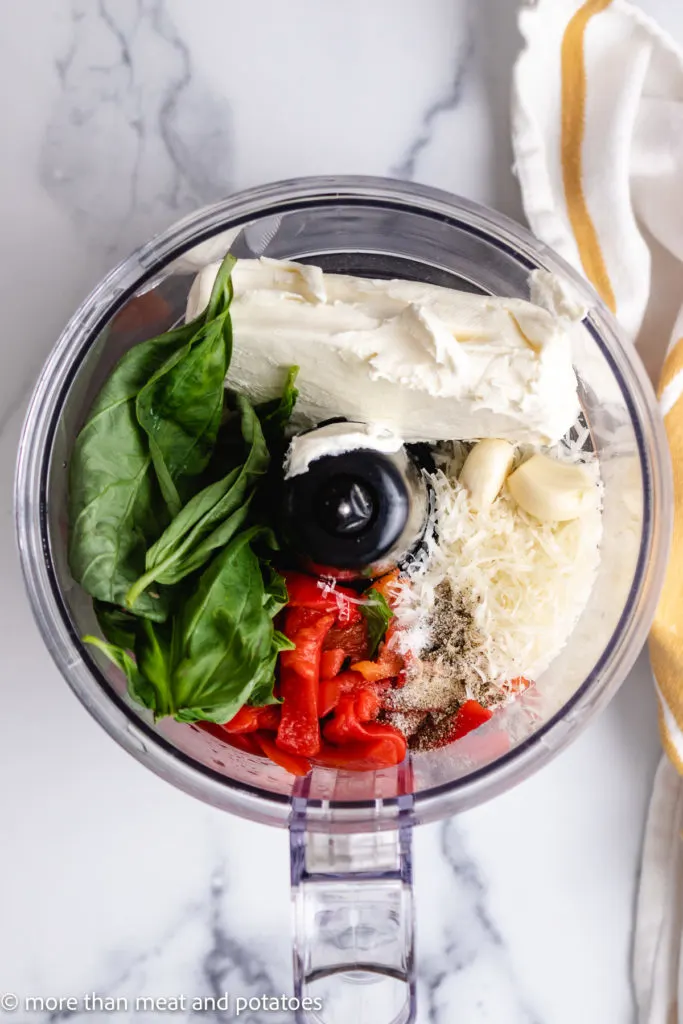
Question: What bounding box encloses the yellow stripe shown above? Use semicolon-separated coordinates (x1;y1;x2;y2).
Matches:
561;0;617;312
650;392;683;728
659;337;683;397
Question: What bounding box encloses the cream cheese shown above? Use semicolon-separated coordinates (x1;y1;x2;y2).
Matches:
284;422;404;478
186;257;583;444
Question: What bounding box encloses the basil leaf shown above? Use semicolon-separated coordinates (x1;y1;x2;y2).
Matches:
134;619;175;718
169;528;282;723
247;630;293;708
256;365;299;444
93;600;138;650
262;565;290;618
125;397;269;607
136;317;230;517
205;252;237;322
83;634;158;711
68;320;196;620
69;253;237;617
135;253;237;517
360;590;394;657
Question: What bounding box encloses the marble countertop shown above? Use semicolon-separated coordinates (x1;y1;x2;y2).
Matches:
2;2;682;1022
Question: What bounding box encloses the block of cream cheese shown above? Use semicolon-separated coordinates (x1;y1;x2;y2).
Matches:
185;257;582;444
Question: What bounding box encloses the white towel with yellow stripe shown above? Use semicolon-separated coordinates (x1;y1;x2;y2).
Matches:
513;2;683;1022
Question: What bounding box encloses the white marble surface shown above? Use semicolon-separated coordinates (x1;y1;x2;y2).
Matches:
1;2;683;1022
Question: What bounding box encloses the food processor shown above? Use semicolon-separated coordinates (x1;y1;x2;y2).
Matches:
15;177;672;1024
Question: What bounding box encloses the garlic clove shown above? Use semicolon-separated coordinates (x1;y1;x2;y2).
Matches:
459;439;515;509
507;453;596;522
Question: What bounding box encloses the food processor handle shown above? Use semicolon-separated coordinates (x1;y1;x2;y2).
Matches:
289;792;416;1024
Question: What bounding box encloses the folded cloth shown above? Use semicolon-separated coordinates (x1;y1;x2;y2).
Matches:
512;2;683;1021
633;758;683;1024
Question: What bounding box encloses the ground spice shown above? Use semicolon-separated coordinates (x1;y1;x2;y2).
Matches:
383;580;504;751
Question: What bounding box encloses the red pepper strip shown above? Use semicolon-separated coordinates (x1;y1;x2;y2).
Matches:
330;669;367;690
281;609;335;685
255;733;311;776
284;605;327;636
320;648;346;680
257;706;282;731
313;732;407;771
277;611;335;757
351;644;404;683
323;618;369;661
284;572;361;625
369;569;402;607
223;733;262;755
318;680;342;719
318;670;367;718
324;693;395;746
323;694;369;744
450;700;493;741
355;687;381;722
222;705;281;734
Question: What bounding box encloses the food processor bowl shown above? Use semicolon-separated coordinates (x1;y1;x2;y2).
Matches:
15;177;672;1024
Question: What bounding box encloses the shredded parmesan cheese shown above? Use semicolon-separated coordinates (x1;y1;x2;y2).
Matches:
394;446;603;689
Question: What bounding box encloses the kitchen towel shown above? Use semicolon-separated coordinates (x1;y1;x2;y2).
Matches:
512;2;683;1021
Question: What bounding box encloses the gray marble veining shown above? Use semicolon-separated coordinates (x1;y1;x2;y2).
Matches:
41;0;234;261
417;821;543;1024
391;10;475;182
39;864;291;1024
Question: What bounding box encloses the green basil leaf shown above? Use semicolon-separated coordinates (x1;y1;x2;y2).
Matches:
93;600;138;650
205;252;237;322
262;565;289;618
68;321;196;620
125;396;269;606
134;619;175;719
360;590;394;657
247;630;293;708
256;365;299;444
136;315;231;517
168;528;280;723
83;634;158;711
135;253;237;516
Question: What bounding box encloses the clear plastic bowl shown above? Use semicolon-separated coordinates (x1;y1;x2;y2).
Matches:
14;177;672;1024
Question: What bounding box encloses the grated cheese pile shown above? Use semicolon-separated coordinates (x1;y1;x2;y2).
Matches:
393;446;603;690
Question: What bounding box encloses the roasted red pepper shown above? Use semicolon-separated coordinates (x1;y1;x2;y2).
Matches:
320;648;346;680
276;610;335;757
255;733;312;776
354;687;381;722
314;730;407;771
324;693;369;744
323;618;369;661
283;605;327;636
450;700;493;740
369;569;402;606
318;670;366;717
284;572;361;626
351;643;404;683
222;705;281;734
324;691;391;746
222;732;262;755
